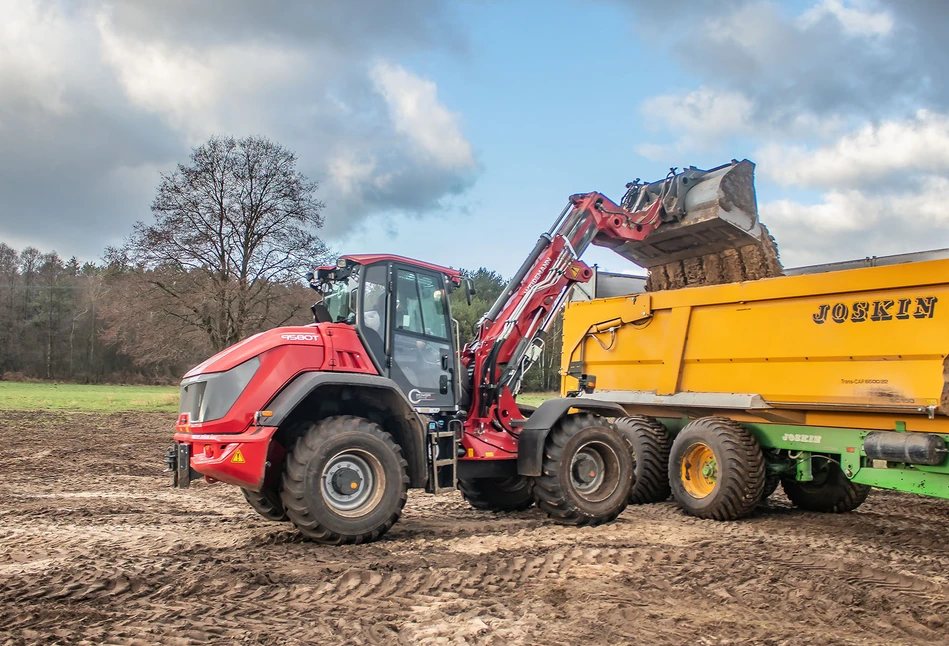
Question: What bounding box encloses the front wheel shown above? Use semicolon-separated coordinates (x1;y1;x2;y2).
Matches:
281;415;408;545
532;414;633;526
458;476;534;512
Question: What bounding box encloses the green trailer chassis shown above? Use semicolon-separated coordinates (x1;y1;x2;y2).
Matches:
658;417;949;500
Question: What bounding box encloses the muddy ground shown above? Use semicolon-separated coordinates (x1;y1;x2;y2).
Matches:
2;411;948;645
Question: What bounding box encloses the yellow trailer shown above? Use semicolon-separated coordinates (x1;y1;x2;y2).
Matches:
561;250;949;519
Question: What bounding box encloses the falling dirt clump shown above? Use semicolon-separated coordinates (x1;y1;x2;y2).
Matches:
645;223;783;292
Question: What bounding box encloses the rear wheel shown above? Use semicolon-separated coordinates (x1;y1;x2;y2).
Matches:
242;486;288;522
458;476;534;512
614;416;672;504
669;417;765;520
761;474;781;500
281;415;408;544
782;461;870;513
532;414;633;526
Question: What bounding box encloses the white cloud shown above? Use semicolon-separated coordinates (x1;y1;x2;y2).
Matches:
636;87;755;158
328;153;378;197
762;176;949;266
758;110;949;189
96;13;309;140
800;0;893;37
0;0;101;115
0;1;479;258
370;61;475;170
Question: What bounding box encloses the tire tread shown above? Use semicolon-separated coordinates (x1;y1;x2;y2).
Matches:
280;415;408;545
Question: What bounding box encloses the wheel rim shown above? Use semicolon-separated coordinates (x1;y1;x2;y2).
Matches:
681;442;717;499
321;449;386;517
569;440;620;503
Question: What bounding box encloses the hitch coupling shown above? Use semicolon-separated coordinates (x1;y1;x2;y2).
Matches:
165;443;199;488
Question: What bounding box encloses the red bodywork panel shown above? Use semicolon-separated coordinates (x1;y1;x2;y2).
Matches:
342;254;462;286
175;322;376;490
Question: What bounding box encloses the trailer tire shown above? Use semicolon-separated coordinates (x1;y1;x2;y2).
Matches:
532;414;633;526
614;416;672;504
669;417;765;520
242;486;288;522
781;462;870;513
458;476;534;512
281;415;408;545
762;475;781;500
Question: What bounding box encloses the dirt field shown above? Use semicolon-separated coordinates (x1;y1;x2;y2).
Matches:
2;411;949;645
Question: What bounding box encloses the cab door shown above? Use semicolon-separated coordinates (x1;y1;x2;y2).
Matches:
388;265;456;411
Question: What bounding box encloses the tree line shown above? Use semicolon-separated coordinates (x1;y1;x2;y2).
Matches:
0;244;563;391
0;135;563;391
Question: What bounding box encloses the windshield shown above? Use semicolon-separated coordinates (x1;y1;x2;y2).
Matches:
322;274;359;323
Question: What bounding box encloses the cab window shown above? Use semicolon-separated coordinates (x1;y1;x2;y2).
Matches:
396;270;448;339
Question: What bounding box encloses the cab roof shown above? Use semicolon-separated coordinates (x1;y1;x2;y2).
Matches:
341;254;463;284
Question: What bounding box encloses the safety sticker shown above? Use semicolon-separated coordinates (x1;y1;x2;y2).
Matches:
231;449;245;464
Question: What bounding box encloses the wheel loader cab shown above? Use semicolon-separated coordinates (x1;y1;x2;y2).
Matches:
325;256;461;413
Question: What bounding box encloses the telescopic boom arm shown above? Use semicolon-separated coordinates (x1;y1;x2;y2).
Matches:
458;160;761;458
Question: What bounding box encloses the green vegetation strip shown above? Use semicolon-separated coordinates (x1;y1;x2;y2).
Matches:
0;382;180;412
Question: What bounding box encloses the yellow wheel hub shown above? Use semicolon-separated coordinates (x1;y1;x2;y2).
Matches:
681;442;718;499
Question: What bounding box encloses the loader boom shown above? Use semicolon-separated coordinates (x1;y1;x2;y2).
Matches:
459;160;763;460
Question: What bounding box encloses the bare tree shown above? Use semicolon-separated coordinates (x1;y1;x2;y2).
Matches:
124;135;329;352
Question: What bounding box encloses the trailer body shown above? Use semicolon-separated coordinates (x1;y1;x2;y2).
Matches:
562;252;949;499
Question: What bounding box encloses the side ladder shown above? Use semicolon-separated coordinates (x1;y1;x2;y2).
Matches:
427;419;461;494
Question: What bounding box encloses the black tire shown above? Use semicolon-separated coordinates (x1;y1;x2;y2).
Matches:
669;417;765;520
614;416;672;504
242;486;289;522
281;415;408;545
782;461;871;513
532;414;633;526
761;474;781;500
458;476;535;512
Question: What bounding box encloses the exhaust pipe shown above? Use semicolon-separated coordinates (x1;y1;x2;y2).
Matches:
604;160;763;268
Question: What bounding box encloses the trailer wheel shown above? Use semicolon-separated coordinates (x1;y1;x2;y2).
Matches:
242;486;288;522
458;476;534;512
532;414;633;526
781;461;870;513
761;475;781;501
614;416;672;504
281;415;408;545
669;417;765;520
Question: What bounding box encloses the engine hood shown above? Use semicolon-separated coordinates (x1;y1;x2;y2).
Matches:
183;325;325;379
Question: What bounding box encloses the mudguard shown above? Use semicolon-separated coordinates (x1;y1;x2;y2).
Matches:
260;372;428;488
516;397;628;476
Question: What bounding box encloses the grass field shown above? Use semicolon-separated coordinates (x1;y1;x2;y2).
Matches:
0;382;180;412
0;381;555;413
516;392;557;408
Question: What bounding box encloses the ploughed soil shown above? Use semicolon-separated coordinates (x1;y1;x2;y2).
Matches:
645;224;784;291
3;411;949;645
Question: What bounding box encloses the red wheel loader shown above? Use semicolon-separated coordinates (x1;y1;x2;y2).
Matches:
167;160;769;544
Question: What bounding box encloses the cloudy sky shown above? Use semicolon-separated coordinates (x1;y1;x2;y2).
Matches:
2;0;948;276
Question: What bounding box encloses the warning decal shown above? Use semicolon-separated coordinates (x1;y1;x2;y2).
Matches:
231;449;245;464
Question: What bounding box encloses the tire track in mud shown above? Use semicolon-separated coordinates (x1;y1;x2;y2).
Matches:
3;411;949;645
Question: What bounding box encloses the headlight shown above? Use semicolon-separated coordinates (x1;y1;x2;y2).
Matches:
179;357;260;423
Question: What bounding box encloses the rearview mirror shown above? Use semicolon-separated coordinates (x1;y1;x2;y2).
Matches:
464;278;475;306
